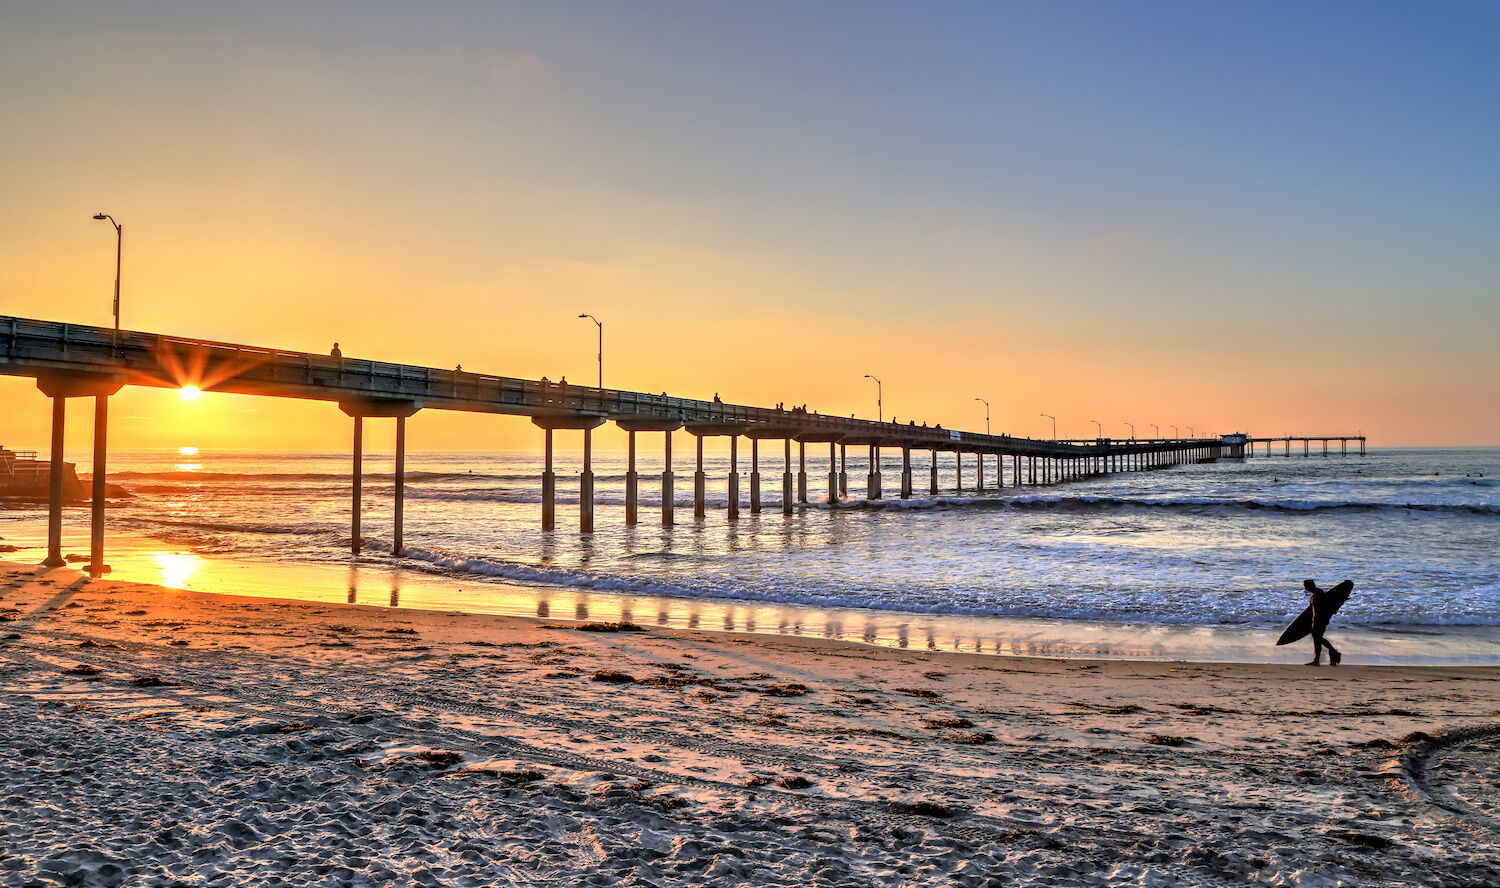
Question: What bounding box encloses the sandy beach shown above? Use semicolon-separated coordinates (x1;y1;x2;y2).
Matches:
1;560;1496;887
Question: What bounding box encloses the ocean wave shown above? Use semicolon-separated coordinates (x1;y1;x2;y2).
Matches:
838;494;1500;516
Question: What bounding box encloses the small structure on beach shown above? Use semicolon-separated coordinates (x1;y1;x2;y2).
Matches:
0;446;86;501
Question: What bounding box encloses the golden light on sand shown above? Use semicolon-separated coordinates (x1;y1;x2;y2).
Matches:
153;551;200;588
178;446;199;456
179;386;203;401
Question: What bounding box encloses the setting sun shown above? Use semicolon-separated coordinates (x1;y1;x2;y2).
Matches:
178;386;202;402
178;446;199;456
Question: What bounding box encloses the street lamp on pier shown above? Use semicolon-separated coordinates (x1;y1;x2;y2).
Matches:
1150;424;1159;439
577;313;602;389
92;213;121;329
1090;419;1102;439
1171;425;1179;438
863;374;882;422
1123;421;1135;439
974;398;990;435
1040;413;1056;440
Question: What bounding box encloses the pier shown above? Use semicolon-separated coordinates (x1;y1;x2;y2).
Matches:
1;315;1364;575
1244;436;1366;457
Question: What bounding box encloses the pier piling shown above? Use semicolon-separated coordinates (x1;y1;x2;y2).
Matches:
728;436;740;520
797;440;808;503
782;438;794;516
750;438;762;514
89;394;108;575
542;428;556;531
43;396;65;567
352;416;364;553
625;430;638;526
580;426;594;533
662;430;674;526
694;435;706;520
393;415;406;553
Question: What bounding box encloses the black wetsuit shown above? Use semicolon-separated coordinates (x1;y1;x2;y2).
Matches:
1307;582;1341;663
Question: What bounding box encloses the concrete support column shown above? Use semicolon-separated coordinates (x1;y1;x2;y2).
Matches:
352;416;364;553
87;395;110;576
43;396;67;568
694;436;706;520
839;444;848;497
750;438;762;514
828;442;839;505
728;436;740;520
661;431;675;526
797;441;808;503
1013;453;1021;487
900;446;913;499
955;452;963;492
625;430;639;526
393;415;406;554
867;444;881;499
782;439;794;516
580;427;595;533
1028;456;1036;485
542;428;556;531
977;452;985;489
929;448;938;495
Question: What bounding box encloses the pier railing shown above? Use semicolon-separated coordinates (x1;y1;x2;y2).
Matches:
4;314;1192;457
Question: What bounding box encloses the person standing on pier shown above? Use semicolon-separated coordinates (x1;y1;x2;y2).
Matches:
330;342;342;358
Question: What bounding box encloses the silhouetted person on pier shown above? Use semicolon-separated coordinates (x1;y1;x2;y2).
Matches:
713;393;722;403
330;343;342;358
1304;579;1342;667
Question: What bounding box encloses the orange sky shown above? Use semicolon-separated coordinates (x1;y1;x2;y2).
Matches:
3;4;1497;451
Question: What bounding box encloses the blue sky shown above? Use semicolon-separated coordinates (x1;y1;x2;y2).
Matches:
2;1;1497;446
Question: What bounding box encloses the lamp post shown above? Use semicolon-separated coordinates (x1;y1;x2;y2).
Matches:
1123;421;1135;439
863;374;882;422
1150;424;1159;439
1040;413;1056;440
1090;419;1102;439
1171;425;1179;438
577;313;601;389
92;213;121;329
1187;426;1195;438
974;398;990;435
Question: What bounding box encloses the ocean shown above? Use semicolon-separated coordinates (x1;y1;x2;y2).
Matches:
4;446;1497;664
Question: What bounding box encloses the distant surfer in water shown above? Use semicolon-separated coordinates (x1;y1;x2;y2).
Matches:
1304;579;1343;667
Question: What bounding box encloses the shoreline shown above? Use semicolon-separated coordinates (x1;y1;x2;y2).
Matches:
1;520;1498;667
2;559;1497;886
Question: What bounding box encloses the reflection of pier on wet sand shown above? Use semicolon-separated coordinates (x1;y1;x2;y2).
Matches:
2;315;1363;578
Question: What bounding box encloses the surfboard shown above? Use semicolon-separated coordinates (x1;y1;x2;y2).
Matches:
1275;580;1354;646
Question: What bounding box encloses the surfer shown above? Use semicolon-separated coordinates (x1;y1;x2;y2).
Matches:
1303;579;1343;667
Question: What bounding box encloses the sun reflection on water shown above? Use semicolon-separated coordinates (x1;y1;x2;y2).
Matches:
154;551;200;588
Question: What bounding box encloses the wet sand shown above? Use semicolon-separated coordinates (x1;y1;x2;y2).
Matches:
2;560;1497;886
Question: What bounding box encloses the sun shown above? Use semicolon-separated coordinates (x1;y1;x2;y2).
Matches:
179;385;203;401
178;446;199;456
